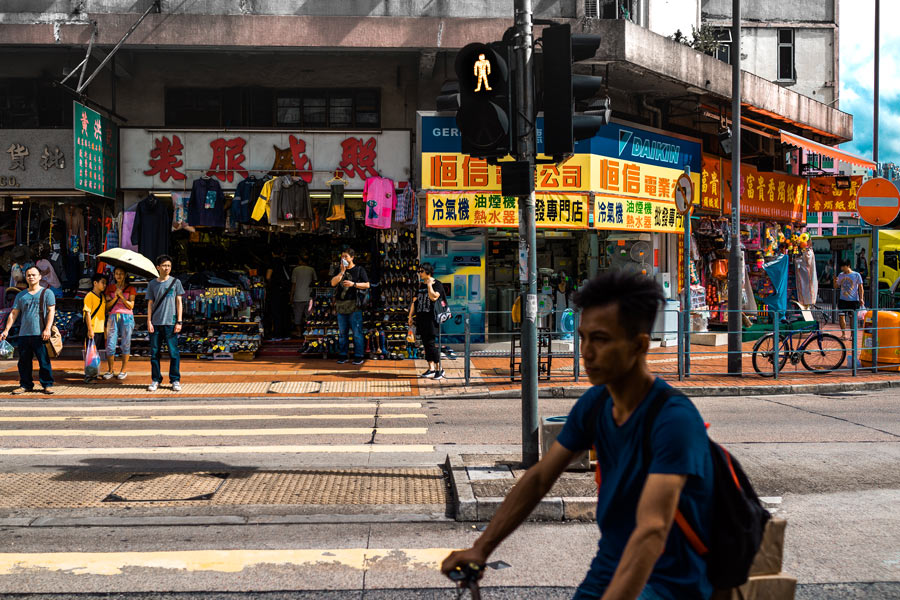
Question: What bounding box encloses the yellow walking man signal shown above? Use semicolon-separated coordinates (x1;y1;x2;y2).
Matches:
474;53;492;92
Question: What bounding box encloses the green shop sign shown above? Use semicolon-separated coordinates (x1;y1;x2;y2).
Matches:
73;101;117;199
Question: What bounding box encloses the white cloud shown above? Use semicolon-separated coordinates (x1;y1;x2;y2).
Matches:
839;0;900;161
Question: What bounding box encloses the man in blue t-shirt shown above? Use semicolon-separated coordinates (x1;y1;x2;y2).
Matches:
442;271;714;599
0;265;56;394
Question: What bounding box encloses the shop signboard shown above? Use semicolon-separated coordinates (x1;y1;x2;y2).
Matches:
0;129;73;190
701;154;807;222
418;113;701;232
120;129;411;191
73;101;117;199
426;191;590;229
594;197;685;234
808;175;862;212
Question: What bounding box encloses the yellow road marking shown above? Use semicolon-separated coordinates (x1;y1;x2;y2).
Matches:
0;427;426;437
0;413;426;422
0;402;422;412
0;444;435;455
0;548;453;576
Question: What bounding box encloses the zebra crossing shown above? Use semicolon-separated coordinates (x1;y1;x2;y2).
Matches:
0;397;437;467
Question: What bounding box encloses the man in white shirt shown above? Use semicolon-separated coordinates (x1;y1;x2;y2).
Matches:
290;255;316;337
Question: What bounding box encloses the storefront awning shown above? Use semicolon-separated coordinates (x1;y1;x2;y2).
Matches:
779;130;876;170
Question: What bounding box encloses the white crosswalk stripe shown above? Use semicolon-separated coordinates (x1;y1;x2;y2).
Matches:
0;398;433;458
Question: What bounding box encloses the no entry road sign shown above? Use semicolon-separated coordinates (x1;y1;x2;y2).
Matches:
857;177;900;227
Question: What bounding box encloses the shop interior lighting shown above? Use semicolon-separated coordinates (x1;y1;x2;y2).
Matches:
310;192;364;199
834;176;851;189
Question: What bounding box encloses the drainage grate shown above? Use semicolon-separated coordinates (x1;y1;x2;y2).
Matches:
103;473;228;503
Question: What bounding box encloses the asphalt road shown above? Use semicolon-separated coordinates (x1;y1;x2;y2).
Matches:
0;387;897;598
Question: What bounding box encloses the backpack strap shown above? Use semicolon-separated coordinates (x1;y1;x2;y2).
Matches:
39;288;47;331
641;386;710;557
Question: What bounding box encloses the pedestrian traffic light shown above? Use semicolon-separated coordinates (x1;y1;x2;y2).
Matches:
454;41;514;160
541;24;609;159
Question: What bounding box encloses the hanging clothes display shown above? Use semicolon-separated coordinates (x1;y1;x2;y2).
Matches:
394;182;417;225
131;194;173;262
188;176;226;228
326;180;347;221
250;177;276;223
273;176;312;223
363;176;396;229
232;175;258;225
172;191;195;232
794;247;818;307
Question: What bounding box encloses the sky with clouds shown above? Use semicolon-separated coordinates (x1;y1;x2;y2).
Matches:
839;0;900;162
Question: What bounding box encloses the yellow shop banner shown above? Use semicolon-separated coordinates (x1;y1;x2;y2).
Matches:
426;191;590;229
594;197;685;234
422;153;591;192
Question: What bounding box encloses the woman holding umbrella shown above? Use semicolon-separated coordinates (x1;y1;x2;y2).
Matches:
103;267;136;380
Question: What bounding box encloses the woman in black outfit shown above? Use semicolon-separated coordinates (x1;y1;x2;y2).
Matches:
408;262;444;380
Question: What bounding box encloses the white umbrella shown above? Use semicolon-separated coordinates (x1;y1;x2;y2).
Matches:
97;248;159;280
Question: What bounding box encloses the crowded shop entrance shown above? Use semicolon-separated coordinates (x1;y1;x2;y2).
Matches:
120;128;414;361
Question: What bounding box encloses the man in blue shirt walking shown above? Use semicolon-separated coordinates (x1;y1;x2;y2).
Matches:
0;266;56;394
442;271;714;599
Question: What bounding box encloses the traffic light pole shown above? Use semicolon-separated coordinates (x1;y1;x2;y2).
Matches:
727;0;743;375
513;0;539;467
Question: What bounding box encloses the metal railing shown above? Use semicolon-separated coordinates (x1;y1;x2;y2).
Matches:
435;305;900;384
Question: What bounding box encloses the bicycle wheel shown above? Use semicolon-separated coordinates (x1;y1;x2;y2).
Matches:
752;333;788;377
799;332;846;373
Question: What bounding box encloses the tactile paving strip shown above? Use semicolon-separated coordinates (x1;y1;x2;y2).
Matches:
320;381;367;394
269;381;322;394
0;468;447;508
367;381;412;393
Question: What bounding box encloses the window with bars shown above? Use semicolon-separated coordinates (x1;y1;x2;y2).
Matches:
0;78;72;128
165;88;380;128
777;29;795;82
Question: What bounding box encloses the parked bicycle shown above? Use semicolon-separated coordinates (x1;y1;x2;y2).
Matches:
751;316;847;376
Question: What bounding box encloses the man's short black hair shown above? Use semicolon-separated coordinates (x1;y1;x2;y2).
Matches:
419;262;435;276
156;254;173;266
24;265;40;276
840;259;851;268
573;271;665;337
90;273;106;285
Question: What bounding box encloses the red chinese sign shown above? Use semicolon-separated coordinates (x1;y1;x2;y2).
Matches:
808;175;862;212
206;137;248;183
340;136;380;179
701;154;806;222
143;135;186;182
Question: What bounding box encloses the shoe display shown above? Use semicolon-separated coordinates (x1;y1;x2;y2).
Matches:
147;381;159;392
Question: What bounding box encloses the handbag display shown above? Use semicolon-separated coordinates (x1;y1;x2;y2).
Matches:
38;289;63;358
711;258;729;280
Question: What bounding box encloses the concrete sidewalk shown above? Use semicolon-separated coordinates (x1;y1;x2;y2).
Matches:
2;343;899;399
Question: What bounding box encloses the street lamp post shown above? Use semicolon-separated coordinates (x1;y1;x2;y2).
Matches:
727;0;743;374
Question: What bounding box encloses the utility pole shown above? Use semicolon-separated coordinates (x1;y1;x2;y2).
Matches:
871;0;880;363
513;0;539;467
727;0;743;375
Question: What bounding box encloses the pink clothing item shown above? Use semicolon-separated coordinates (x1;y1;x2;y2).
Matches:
35;259;62;289
106;284;136;315
121;211;139;251
363;176;396;229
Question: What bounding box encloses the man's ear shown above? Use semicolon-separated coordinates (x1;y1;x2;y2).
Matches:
635;332;651;355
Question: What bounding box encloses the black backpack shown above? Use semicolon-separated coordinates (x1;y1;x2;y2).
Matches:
642;388;771;589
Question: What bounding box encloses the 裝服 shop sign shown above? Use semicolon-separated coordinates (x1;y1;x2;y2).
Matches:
426;191;590;229
418;113;701;230
120;129;411;190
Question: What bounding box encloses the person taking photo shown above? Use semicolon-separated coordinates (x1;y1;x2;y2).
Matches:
329;248;369;365
408;262;445;380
